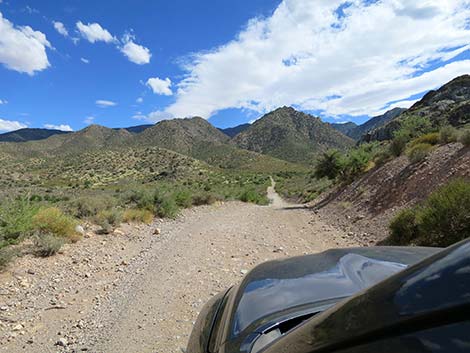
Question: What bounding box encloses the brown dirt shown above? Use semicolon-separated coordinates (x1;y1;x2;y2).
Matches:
0;186;357;353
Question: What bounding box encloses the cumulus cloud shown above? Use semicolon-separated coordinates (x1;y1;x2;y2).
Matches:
53;21;68;37
136;97;143;103
76;21;114;43
44;124;73;131
158;0;470;119
0;12;51;75
0;118;27;132
80;57;89;64
147;77;172;96
96;99;117;107
120;34;151;64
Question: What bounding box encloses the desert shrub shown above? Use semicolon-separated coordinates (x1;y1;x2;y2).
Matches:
341;149;370;181
95;209;122;234
0;247;16;271
314;150;345;180
409;132;440;147
458;129;470;147
390;135;408;157
416;179;470;247
406;143;433;163
33;233;64;257
122;209;153;224
192;193;217;206
174;190;193;208
0;198;38;242
32;207;79;240
386;179;470;247
388;208;420;245
122;189;155;212
239;189;269;205
394;116;433;141
155;197;179;219
71;196;116;219
439;126;458;144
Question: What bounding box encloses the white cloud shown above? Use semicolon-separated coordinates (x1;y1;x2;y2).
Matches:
0;12;51;75
0;118;27;132
44;124;73;131
146;77;172;96
96;99;117;107
136;97;143;103
120;34;151;64
159;0;470;119
84;116;95;124
53;21;68;37
76;21;114;43
80;57;90;64
0;99;6;104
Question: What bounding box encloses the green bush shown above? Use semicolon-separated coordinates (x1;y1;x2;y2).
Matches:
409;132;440;147
406;143;433;164
341;149;370;180
459;129;470;147
417;179;470;246
174;190;193;208
386;179;470;247
32;207;79;241
0;198;38;242
439;126;458;144
314;150;345;180
239;189;269;205
390;135;408;157
394;116;433;141
122;209;154;224
388;208;419;245
155;197;179;219
33;233;65;257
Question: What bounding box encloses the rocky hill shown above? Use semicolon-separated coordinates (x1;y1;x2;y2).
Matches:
232;107;354;164
331;108;406;140
368;75;470;141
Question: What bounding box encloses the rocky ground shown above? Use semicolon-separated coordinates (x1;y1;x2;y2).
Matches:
0;185;358;353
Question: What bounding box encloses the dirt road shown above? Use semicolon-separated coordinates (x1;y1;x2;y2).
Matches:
0;186;358;353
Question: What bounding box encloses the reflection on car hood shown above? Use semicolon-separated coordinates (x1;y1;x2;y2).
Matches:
231;247;439;337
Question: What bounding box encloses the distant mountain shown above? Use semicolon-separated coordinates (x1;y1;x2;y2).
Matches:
135;117;230;155
120;124;154;134
0;128;71;143
368;75;470;141
232;107;354;164
330;122;358;137
219;123;251;138
331;108;406;140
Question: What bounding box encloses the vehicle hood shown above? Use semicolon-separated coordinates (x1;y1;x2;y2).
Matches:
230;247;440;337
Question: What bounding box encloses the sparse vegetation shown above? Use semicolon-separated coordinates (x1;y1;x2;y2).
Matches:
385;179;470;247
459;129;470;146
95;209;123;234
33;233;65;257
0;246;16;270
439;125;458;144
406;143;433;163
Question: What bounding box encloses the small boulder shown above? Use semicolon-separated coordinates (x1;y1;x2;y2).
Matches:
75;225;85;235
153;228;161;235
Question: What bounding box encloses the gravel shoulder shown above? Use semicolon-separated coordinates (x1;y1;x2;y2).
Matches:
0;187;359;353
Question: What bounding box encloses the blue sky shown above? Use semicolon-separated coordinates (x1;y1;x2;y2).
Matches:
1;0;470;132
